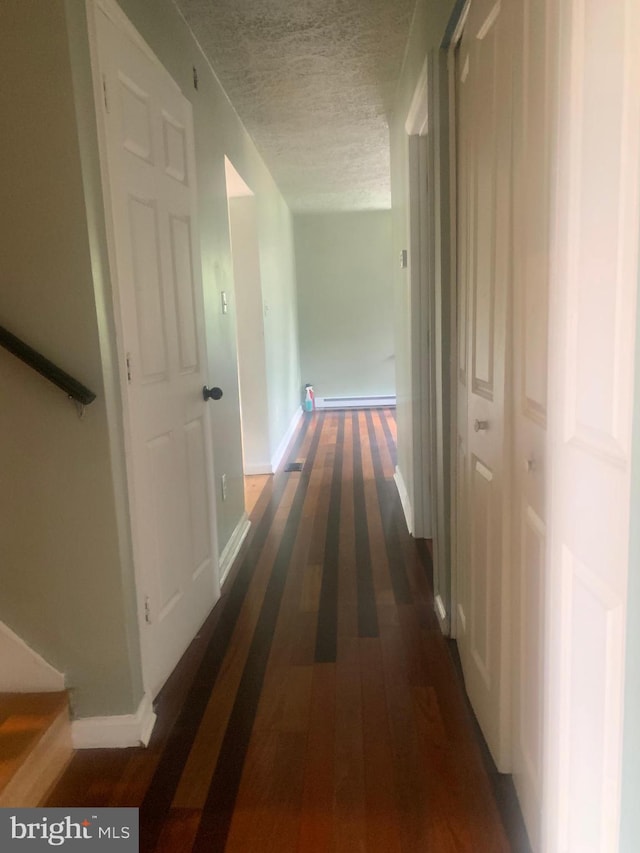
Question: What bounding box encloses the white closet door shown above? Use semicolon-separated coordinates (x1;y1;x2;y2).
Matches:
544;1;640;849
510;0;554;847
455;0;513;771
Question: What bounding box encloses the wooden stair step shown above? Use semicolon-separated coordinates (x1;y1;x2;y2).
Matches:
0;692;72;807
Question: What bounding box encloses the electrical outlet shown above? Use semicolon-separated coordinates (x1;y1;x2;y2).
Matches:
221;473;227;501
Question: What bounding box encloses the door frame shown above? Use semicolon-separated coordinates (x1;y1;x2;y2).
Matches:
404;60;433;552
223;156;272;479
86;0;220;696
405;56;453;632
403;2;470;638
443;1;470;642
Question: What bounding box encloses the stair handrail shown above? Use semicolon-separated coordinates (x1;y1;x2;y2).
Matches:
0;324;97;407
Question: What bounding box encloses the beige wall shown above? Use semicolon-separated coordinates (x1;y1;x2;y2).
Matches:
0;0;300;718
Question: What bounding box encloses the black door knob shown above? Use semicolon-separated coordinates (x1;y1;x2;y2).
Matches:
203;386;223;401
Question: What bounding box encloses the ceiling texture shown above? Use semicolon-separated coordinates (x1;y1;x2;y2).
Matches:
173;0;417;211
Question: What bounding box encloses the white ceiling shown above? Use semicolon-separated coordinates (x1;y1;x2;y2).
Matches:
173;0;417;211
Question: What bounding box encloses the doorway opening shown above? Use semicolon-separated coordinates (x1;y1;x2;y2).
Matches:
224;157;271;515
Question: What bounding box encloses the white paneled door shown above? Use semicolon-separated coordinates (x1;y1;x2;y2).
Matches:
510;1;553;847
454;0;640;845
544;1;640;849
454;0;513;771
92;2;219;697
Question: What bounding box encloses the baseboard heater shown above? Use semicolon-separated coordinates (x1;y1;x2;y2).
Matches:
314;395;396;410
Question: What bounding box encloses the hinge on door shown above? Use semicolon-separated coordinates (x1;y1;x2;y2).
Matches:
126;353;132;383
144;596;152;624
102;75;110;113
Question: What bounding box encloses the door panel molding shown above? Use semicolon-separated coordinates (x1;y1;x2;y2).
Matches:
543;0;640;848
453;0;513;773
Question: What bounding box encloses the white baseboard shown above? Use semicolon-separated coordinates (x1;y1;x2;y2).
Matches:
271;405;303;472
394;466;414;536
219;512;251;586
315;395;396;410
71;692;156;749
0;620;65;692
244;462;273;476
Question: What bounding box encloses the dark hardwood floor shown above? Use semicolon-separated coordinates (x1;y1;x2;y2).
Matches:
47;409;529;852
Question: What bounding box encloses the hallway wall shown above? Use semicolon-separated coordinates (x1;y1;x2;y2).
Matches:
294;211;395;401
389;0;456;532
0;0;301;719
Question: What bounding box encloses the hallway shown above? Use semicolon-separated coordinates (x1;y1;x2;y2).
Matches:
47;410;526;851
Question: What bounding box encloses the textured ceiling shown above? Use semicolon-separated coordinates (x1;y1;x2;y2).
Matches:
173;0;416;211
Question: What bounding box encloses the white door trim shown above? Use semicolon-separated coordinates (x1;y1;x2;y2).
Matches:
404;64;433;545
86;0;147;689
445;0;471;646
405;0;471;632
408;132;432;543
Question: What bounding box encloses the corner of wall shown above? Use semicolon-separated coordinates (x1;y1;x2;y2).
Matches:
271;405;303;472
71;692;156;749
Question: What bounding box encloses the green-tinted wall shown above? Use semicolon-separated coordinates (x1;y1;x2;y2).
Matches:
0;0;143;717
294;212;395;401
